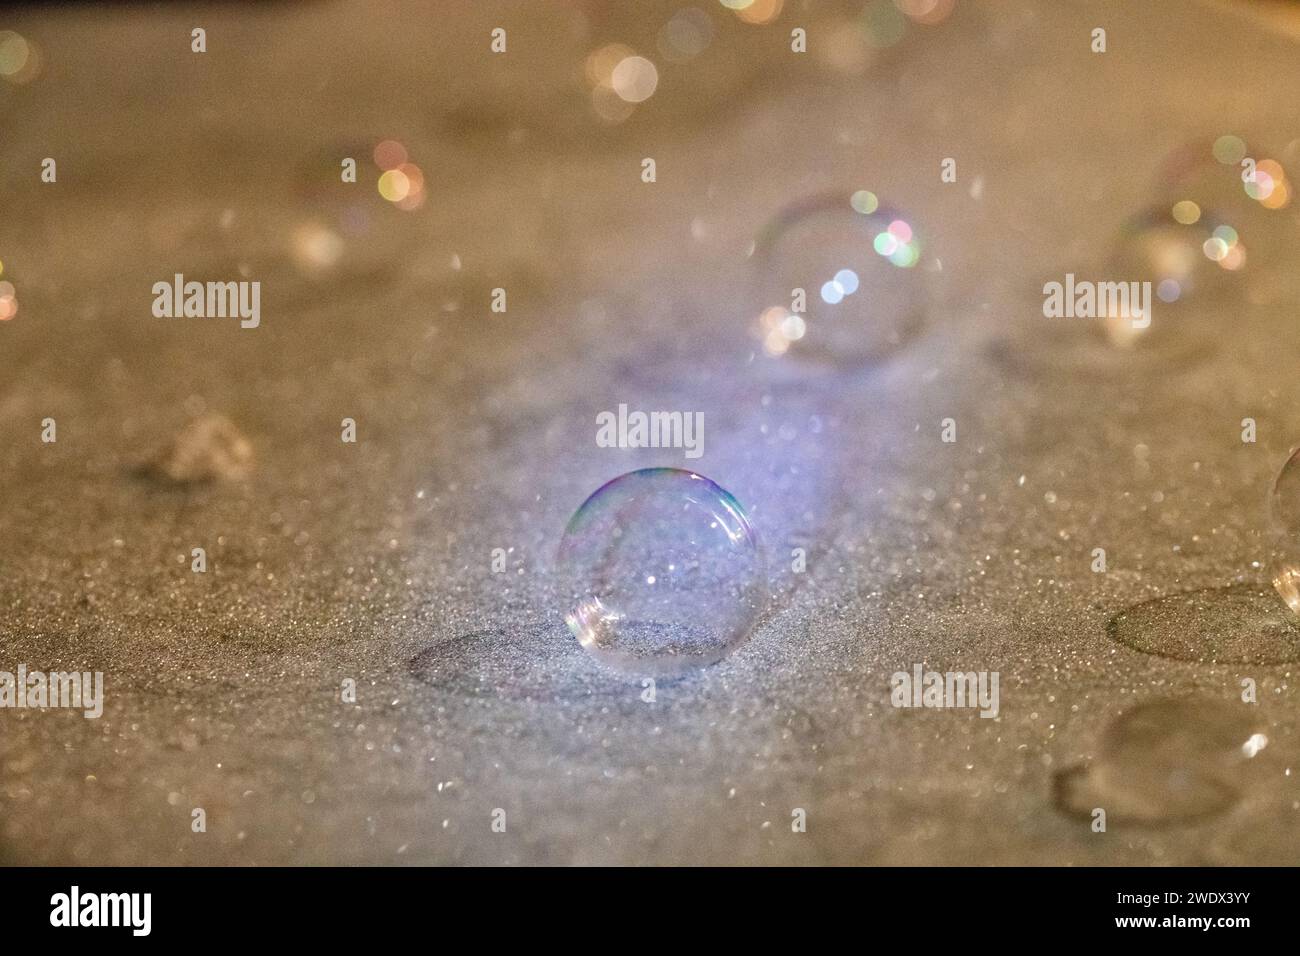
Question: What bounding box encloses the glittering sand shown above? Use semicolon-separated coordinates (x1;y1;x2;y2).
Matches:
1;0;1299;864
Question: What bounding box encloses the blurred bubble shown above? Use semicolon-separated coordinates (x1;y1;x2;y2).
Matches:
734;0;784;25
0;31;29;76
585;43;645;122
1096;202;1244;351
992;198;1235;377
1158;136;1294;237
591;84;637;123
395;162;426;210
0;266;18;321
850;190;879;214
611;55;659;103
1269;446;1300;616
1053;698;1265;824
290;222;345;274
863;0;908;48
373;143;426;211
1171;199;1200;225
373;140;408;171
378;168;410;202
751;192;931;367
0;31;40;85
996;137;1297;376
1212;134;1247;165
1250;159;1291;209
659;7;714;61
895;0;956;25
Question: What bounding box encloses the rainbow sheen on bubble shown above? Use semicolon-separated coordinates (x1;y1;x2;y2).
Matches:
991;190;1242;377
1111;137;1297;325
556;468;766;677
1154;137;1293;256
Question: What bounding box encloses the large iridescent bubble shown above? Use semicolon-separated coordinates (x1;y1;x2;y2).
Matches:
556;468;766;677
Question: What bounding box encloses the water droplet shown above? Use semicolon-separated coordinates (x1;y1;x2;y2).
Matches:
1053;698;1264;824
556;468;766;677
751;192;930;368
1109;584;1300;664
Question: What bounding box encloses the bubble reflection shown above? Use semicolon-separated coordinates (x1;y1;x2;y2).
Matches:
1054;698;1266;825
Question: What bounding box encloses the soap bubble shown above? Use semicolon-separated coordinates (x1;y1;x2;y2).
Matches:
1269;446;1300;615
993;200;1240;377
997;137;1296;378
1131;135;1296;306
751;192;930;368
1097;201;1244;351
556;468;766;677
1102;137;1285;328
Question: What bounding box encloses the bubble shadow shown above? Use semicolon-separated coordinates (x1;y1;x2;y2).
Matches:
1107;583;1300;665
